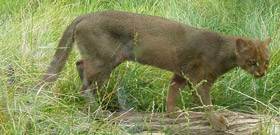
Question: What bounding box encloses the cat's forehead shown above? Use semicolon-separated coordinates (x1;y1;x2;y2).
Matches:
252;43;270;61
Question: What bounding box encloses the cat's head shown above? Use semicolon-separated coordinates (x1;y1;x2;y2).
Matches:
235;38;271;78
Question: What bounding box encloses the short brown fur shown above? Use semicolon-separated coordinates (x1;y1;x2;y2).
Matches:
39;11;271;131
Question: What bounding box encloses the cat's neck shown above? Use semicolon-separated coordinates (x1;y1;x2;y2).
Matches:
217;35;240;75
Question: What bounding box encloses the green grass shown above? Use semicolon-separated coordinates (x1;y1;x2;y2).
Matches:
0;0;279;134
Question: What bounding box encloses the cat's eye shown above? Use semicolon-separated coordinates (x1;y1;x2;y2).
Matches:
265;61;269;65
248;61;257;67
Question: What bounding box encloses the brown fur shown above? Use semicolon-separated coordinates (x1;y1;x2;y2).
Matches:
39;11;271;131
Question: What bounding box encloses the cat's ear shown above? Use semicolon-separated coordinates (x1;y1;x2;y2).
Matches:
264;37;271;46
236;39;250;54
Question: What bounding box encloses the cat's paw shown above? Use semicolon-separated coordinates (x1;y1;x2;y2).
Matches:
209;113;229;131
167;107;181;118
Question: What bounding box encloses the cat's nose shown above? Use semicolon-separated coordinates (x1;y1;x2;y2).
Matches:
259;72;265;76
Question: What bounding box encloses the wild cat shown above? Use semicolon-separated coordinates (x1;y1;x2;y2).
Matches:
38;11;271;131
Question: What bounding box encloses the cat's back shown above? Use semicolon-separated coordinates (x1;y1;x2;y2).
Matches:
77;11;195;35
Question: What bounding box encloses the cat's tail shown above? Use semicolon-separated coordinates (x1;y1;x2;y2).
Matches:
38;18;82;84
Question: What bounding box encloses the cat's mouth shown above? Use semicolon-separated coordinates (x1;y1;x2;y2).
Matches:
254;75;263;78
254;72;266;78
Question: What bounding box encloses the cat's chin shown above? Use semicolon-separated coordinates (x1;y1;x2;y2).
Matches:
249;71;265;78
254;74;264;78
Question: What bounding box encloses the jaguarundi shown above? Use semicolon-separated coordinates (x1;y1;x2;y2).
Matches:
38;11;271;131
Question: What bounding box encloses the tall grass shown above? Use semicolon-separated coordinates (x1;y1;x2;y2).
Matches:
0;0;279;134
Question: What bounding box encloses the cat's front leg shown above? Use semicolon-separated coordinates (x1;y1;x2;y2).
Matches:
191;81;229;131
